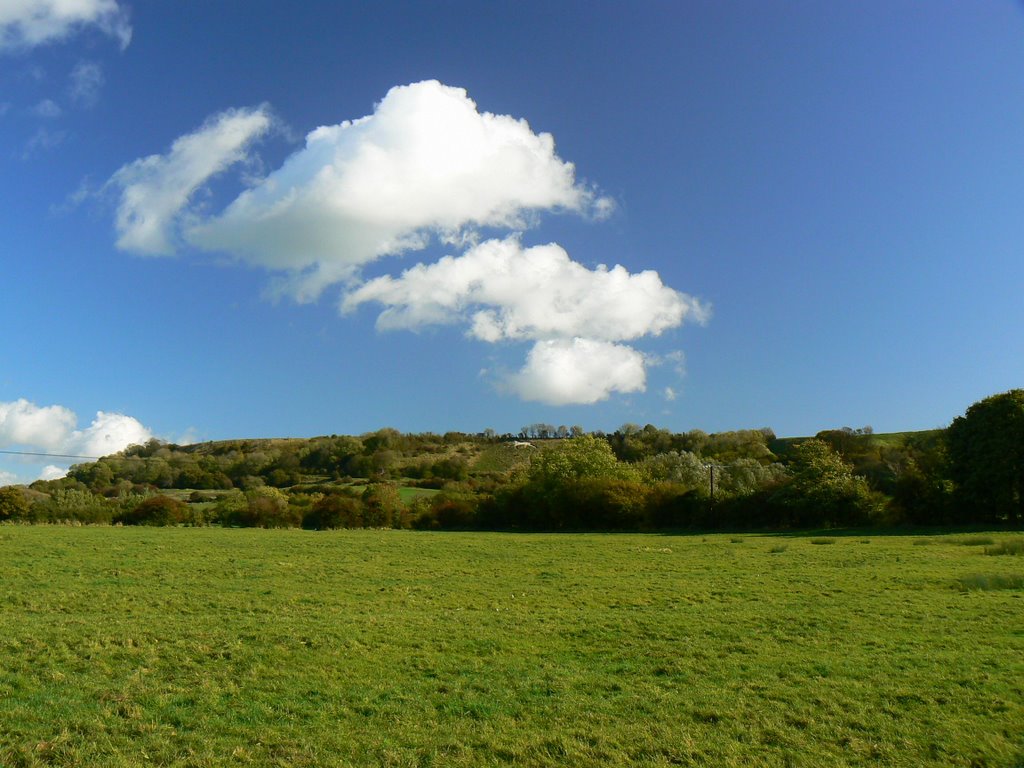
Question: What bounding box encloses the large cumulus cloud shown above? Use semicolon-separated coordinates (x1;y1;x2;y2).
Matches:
185;80;610;300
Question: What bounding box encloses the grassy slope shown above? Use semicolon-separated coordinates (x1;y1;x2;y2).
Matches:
1;527;1021;767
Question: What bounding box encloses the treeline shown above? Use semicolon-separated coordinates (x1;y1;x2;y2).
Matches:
1;390;1021;532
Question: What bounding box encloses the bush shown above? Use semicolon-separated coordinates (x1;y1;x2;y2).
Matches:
361;483;404;528
218;487;301;528
0;487;30;521
303;492;364;529
117;495;189;526
410;492;479;530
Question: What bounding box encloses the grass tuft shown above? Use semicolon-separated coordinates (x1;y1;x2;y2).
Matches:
955;574;1024;592
983;539;1024;556
768;544;788;554
952;536;995;546
810;538;836;545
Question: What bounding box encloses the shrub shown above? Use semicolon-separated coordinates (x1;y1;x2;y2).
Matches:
410;492;479;530
0;487;30;521
219;487;301;528
303;492;364;529
361;483;404;528
117;495;188;526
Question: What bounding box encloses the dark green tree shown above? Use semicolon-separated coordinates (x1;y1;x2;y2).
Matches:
947;389;1024;525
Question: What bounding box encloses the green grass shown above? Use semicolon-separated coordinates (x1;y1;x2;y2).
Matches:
1;527;1022;767
396;486;440;504
469;443;534;474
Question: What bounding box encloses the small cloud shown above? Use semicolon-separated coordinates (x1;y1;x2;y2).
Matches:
31;98;62;118
504;338;647;405
69;61;103;107
39;465;68;481
663;386;677;402
0;0;131;52
591;195;616;220
0;470;18;487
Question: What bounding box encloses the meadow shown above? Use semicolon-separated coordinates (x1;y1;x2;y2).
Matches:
0;527;1021;767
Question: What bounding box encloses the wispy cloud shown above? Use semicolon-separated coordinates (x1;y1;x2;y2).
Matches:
69;61;104;107
22;126;66;158
108;106;273;255
30;98;61;118
0;0;131;52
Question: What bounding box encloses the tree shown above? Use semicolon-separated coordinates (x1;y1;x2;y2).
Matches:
118;495;188;526
770;439;886;528
0;486;29;521
303;492;364;529
947;390;1024;525
528;435;638;487
362;483;404;527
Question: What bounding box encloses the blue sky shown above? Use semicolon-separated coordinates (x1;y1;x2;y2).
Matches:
2;1;1023;483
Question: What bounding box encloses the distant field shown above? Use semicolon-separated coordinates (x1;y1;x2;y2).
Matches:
1;527;1022;767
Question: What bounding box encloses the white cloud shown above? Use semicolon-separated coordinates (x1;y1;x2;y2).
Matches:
505;339;648;405
109;106;273;255
0;0;131;51
344;238;706;343
0;399;77;451
38;465;67;481
186;80;611;300
69;60;103;107
663;386;677;402
67;410;152;457
0;399;152;457
104;80;707;407
31;98;61;117
0;470;19;487
344;237;707;404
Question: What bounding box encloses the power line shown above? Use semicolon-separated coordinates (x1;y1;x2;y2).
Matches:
0;449;102;460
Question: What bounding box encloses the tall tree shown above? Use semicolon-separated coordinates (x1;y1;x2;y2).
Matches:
947;389;1024;524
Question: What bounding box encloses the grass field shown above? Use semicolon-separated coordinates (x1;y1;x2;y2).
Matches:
1;527;1022;767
